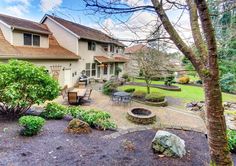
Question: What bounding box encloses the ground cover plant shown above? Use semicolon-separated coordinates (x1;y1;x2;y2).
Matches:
227;129;236;152
0;60;60;118
40;102;67;119
40;103;116;130
19;115;45;136
78;109;117;130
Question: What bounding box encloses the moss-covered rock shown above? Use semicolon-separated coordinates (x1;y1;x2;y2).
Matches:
66;119;92;134
152;130;186;158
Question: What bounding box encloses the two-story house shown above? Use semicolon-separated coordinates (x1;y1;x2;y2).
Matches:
0;13;127;87
41;15;127;82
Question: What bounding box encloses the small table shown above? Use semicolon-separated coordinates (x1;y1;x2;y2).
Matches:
113;91;131;104
113;91;130;97
70;88;87;98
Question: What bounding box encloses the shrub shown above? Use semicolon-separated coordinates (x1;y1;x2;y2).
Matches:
227;129;236;151
122;73;129;80
79;109;117;130
145;93;165;102
40;102;67;119
132;90;146;99
0;60;60;118
19;116;45;136
220;73;236;93
67;106;84;118
195;80;203;85
178;76;190;84
124;88;135;93
164;76;175;86
102;81;119;95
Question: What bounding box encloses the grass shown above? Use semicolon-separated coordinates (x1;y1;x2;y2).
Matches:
119;79;236;102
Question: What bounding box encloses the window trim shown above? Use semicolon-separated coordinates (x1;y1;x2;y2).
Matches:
23;33;41;47
88;41;96;51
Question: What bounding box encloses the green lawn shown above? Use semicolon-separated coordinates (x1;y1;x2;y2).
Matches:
119;79;236;102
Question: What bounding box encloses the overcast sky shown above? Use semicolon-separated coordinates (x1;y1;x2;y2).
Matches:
0;0;192;50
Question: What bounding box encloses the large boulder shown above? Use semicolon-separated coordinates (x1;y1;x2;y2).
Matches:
152;130;186;158
66;119;92;134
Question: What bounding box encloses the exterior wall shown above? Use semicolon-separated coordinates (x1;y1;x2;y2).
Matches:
0;22;12;43
30;60;79;87
77;40;125;80
12;30;49;48
43;18;79;55
0;59;80;88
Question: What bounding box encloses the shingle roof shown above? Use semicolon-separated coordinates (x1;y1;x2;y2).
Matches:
43;15;125;47
0;29;79;60
124;44;148;54
0;13;50;34
94;55;128;63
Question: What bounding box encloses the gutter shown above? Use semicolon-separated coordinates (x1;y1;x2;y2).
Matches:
11;26;52;35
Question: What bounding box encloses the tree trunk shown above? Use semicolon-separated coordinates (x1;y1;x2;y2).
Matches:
147;85;150;94
203;76;232;165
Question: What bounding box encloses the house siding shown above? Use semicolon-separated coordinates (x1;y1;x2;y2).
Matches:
43;18;79;55
0;22;12;44
12;30;49;48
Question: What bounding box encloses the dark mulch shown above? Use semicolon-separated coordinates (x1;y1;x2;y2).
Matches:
0;119;235;166
125;82;181;91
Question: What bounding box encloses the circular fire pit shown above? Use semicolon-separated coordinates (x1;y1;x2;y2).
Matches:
127;107;156;125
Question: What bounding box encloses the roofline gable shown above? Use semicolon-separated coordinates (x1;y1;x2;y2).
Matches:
40;14;80;39
0;20;11;29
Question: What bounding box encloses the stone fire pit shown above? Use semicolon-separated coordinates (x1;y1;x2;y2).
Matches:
127;107;156;125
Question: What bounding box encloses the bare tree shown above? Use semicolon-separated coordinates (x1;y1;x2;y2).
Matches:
133;48;172;93
81;0;233;165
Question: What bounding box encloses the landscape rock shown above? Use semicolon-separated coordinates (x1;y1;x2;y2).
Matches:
152;130;186;158
186;101;204;112
224;102;236;110
66;119;92;134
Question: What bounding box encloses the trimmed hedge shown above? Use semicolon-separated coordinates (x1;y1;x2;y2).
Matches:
178;76;190;84
132;90;146;99
145;93;165;102
124;88;135;93
19;116;45;136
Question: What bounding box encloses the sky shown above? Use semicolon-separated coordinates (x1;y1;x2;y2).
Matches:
0;0;192;50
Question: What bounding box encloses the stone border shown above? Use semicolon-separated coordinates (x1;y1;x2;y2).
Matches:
132;98;168;107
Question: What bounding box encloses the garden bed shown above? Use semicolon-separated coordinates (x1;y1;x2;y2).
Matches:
126;82;181;91
0;119;216;165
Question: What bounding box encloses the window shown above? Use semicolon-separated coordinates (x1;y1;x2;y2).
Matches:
24;33;32;46
102;44;108;51
110;63;114;75
85;63;90;77
24;33;40;46
104;64;108;75
33;35;40;46
110;44;115;52
88;41;96;51
85;63;96;77
91;63;96;76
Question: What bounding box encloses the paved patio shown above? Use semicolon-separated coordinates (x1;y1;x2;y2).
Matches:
54;84;206;133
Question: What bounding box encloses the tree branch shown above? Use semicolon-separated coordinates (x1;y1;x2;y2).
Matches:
195;0;218;74
187;0;207;63
151;0;204;72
